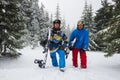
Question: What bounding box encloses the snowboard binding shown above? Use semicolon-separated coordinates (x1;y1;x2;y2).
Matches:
34;59;45;68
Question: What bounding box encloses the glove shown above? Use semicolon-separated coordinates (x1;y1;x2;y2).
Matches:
40;39;47;47
42;47;48;53
80;49;85;53
68;45;73;50
59;45;65;50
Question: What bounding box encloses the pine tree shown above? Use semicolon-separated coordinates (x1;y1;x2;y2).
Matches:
38;3;50;43
25;1;50;48
30;0;41;48
94;0;113;31
20;0;33;46
55;3;61;20
0;0;26;56
94;0;113;51
103;0;120;56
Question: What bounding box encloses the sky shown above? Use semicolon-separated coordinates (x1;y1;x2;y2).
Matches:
38;0;112;29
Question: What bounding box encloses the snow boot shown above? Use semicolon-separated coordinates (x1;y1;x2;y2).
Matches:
60;68;65;72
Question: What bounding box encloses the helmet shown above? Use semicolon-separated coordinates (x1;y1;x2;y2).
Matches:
77;20;84;26
53;19;61;25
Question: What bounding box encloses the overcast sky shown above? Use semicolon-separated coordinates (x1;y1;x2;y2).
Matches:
38;0;112;29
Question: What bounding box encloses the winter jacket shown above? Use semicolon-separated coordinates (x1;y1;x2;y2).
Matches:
49;28;68;52
69;28;89;50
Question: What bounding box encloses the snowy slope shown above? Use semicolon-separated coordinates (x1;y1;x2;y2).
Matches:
0;46;120;80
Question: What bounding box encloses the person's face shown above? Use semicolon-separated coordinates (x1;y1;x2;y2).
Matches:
78;24;83;29
54;23;60;29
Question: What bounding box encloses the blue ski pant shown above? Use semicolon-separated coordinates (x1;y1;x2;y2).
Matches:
50;49;65;68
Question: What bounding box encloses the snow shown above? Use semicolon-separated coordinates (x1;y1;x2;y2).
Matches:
2;9;6;13
0;46;120;80
97;27;110;34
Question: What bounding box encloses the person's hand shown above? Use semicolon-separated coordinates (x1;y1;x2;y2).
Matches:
68;46;73;50
42;47;48;53
80;49;85;53
40;39;47;47
59;45;64;50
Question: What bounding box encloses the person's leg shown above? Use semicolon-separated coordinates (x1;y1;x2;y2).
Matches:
57;49;65;69
80;50;87;68
72;48;79;67
50;51;58;67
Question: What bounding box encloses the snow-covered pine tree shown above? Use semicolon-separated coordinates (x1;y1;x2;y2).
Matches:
20;0;33;46
38;3;50;43
81;1;99;51
102;0;120;56
94;0;113;31
94;0;113;51
27;0;41;48
25;0;50;48
0;0;26;56
55;3;61;20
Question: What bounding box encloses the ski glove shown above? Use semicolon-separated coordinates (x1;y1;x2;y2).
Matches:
68;45;73;50
42;47;48;53
59;45;64;50
59;42;68;50
40;39;47;47
80;49;85;53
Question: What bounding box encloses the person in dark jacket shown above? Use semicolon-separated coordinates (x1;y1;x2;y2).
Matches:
42;19;68;72
69;20;89;69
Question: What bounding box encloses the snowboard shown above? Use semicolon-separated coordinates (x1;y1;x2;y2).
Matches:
34;28;51;68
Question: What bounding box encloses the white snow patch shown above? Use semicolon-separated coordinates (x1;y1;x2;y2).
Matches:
0;47;120;80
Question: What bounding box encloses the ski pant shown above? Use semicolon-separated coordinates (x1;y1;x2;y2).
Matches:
50;49;65;68
72;48;87;68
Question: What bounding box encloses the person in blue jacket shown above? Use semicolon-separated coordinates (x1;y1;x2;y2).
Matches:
45;19;68;72
69;20;89;69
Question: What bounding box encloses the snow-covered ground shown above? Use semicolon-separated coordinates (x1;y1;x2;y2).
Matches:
0;46;120;80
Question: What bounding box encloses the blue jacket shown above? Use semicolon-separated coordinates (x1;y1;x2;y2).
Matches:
69;28;89;50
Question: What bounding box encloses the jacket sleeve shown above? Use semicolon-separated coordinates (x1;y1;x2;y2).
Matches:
68;30;76;46
83;30;89;50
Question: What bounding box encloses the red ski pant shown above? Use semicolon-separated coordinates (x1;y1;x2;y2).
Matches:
72;48;87;68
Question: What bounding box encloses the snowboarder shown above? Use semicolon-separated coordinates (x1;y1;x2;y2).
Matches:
68;20;89;69
41;19;68;72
